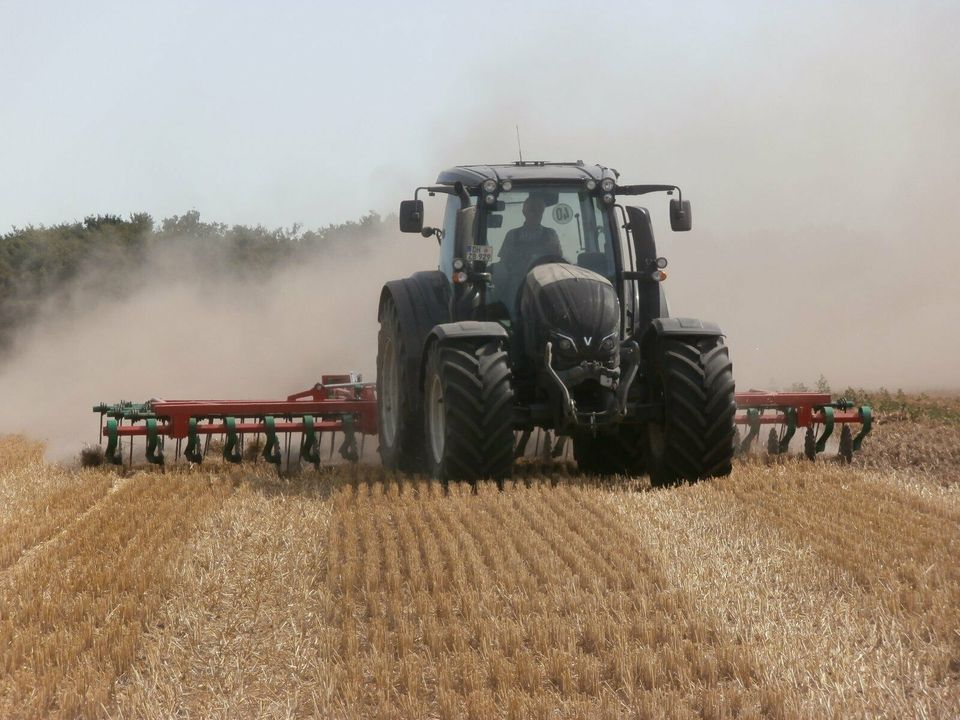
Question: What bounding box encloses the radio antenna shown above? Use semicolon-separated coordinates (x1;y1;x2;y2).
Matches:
515;125;523;164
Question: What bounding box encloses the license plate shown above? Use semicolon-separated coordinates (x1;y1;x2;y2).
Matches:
465;245;493;263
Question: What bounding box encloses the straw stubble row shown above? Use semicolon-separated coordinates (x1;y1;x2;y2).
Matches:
0;471;229;719
5;427;954;718
320;480;787;719
611;463;960;717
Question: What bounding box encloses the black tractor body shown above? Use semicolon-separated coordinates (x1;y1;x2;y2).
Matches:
378;161;735;485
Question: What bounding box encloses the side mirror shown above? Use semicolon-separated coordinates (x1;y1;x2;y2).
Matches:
669;199;692;232
399;200;424;233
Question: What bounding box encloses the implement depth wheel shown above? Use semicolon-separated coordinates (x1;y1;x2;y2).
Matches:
424;337;515;483
377;297;425;473
642;336;736;488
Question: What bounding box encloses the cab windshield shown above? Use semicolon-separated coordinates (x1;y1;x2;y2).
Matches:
483;186;615;313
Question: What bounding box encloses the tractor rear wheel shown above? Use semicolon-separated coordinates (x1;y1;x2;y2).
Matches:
377;297;424;473
573;427;645;477
424;337;515;482
642;336;736;488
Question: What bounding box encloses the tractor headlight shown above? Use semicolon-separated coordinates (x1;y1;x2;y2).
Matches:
555;334;576;353
482;179;498;194
501;179;513;191
453;258;465;271
598;333;617;354
600;178;615;192
602;193;614;205
585;179;597;191
485;194;496;205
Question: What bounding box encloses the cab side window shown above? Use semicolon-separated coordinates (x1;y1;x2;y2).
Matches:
438;195;462;280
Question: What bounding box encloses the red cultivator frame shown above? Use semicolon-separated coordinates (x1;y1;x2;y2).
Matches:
94;379;872;470
734;391;872;463
93;374;377;469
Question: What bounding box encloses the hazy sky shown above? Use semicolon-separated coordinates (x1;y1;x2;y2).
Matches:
3;1;954;228
2;0;958;389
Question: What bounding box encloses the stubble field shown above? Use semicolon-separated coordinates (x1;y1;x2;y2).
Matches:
1;406;958;719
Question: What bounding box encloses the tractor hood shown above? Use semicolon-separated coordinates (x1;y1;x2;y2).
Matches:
518;263;620;368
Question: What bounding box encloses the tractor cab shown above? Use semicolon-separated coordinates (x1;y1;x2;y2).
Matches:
399;161;688;339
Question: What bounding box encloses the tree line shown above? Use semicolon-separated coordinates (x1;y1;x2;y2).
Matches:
0;210;389;355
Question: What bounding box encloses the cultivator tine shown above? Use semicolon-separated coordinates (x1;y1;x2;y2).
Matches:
145;418;164;465
223;417;243;463
839;426;854;464
104;419;122;465
329;431;336;460
261;416;282;465
766;428;779;455
738;409;761;454
803;428;816;460
778;408;797;454
853;407;873;451
815;406;835;454
299;415;322;469
185;419;203;463
338;415;359;462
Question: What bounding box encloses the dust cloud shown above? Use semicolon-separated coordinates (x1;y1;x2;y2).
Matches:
0;231;437;459
419;3;960;393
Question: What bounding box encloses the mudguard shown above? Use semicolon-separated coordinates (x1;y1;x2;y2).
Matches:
420;321;509;388
426;321;509;343
648;317;723;337
639;317;724;358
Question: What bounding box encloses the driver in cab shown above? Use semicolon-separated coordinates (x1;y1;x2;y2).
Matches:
497;193;563;272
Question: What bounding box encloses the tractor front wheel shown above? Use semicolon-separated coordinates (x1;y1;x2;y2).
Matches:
424;337;515;483
642;336;736;488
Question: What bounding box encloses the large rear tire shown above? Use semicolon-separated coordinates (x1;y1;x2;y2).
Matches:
377;297;424;473
573;427;645;477
642;336;736;487
424;338;515;482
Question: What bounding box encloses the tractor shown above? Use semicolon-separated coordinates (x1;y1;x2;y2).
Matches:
377;161;736;486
